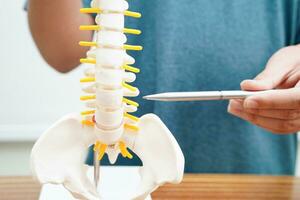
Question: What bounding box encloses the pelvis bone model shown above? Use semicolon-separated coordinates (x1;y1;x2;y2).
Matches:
30;0;185;199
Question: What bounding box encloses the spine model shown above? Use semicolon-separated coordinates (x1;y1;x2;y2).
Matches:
30;0;184;199
79;0;142;162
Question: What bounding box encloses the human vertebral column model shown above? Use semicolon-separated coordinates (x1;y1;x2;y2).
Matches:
30;0;185;199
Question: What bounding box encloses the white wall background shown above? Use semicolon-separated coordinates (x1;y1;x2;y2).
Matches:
0;0;299;176
0;0;84;175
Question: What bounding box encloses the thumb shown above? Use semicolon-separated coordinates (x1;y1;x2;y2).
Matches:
241;46;299;91
240;68;283;91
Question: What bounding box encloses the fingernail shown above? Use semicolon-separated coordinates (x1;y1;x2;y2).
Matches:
228;106;242;117
229;100;243;111
245;99;258;108
228;101;242;114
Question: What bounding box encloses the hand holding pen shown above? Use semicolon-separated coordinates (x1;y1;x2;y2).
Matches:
228;46;300;134
146;46;300;134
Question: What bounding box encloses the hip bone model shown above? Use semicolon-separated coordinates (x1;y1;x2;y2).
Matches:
30;0;185;199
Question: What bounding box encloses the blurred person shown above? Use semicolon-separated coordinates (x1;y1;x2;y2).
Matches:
27;0;300;174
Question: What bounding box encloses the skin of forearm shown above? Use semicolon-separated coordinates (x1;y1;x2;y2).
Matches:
28;0;94;72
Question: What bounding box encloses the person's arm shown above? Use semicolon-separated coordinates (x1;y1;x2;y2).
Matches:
228;45;300;134
28;0;94;72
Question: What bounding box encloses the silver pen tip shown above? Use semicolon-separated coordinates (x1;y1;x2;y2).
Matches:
143;94;161;100
143;95;152;100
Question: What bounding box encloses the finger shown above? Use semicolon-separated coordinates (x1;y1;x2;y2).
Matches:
279;71;300;88
229;100;300;120
241;46;300;91
228;105;299;134
229;108;298;134
244;108;300;120
243;87;300;109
